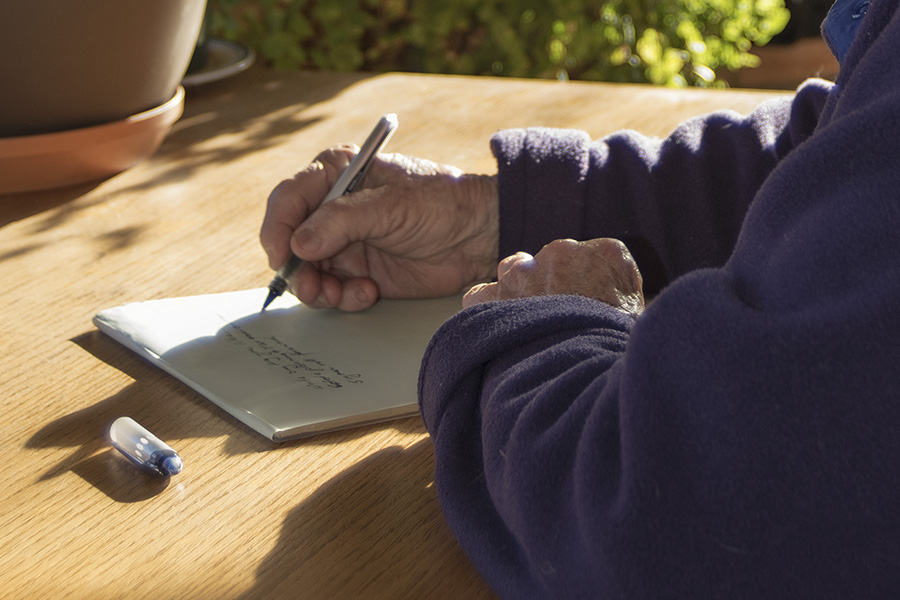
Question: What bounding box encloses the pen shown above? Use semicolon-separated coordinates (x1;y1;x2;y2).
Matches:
261;113;399;311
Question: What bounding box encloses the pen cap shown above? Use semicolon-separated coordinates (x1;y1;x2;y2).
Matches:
109;416;183;476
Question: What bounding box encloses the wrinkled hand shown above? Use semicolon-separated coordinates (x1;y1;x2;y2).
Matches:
260;147;499;311
463;238;645;317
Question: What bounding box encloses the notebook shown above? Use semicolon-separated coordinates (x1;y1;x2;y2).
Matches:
93;288;461;441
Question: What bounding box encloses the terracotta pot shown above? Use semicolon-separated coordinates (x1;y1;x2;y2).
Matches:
0;0;206;137
0;86;185;194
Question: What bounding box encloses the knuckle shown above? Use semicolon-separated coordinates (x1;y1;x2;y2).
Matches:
593;238;636;267
314;148;353;177
498;253;519;269
322;146;356;163
498;252;534;280
543;238;578;253
266;178;294;208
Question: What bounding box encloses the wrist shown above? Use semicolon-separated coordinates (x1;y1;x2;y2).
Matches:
461;173;500;280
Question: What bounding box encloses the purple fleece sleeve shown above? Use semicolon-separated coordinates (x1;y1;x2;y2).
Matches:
419;0;900;597
491;80;829;294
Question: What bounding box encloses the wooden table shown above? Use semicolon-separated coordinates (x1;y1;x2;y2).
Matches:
0;68;788;599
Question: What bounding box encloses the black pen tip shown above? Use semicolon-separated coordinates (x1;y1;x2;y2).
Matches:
261;289;279;312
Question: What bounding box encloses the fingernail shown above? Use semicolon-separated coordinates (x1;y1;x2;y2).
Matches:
293;228;321;253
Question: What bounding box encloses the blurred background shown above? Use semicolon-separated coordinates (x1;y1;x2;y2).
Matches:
204;0;838;89
0;0;839;195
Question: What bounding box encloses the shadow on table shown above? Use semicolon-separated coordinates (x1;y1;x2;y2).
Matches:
25;327;425;499
236;439;495;600
0;181;103;229
69;447;176;502
100;67;374;199
0;67;373;231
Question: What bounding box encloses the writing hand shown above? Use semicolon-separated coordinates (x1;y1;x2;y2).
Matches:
260;147;499;311
463;238;645;317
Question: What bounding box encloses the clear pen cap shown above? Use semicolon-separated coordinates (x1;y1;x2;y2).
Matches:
108;416;183;476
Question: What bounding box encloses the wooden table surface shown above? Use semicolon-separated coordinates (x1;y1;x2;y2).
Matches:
0;68;788;599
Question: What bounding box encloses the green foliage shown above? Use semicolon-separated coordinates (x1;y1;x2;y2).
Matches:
208;0;789;87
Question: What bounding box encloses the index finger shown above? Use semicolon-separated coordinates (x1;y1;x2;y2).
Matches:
259;148;354;269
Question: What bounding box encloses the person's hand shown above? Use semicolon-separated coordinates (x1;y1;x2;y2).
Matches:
463;238;645;317
260;147;499;311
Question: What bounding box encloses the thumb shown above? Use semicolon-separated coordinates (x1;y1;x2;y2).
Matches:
289;189;391;261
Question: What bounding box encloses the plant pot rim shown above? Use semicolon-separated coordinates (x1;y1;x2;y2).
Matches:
0;86;184;195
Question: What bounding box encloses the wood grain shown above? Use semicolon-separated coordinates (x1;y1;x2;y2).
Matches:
0;68;788;599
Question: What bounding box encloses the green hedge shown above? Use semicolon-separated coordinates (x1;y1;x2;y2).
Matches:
208;0;789;87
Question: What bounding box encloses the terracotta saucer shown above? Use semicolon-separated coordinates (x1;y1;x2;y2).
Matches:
0;86;184;195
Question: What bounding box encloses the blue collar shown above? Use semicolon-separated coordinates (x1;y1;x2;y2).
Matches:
822;0;871;62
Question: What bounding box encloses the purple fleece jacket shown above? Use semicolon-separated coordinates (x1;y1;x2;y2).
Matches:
418;0;900;597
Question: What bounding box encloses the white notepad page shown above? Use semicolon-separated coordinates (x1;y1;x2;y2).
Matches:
93;289;461;441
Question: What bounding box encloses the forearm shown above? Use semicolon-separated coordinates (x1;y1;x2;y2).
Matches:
419;295;635;597
491;80;831;294
420;264;900;598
